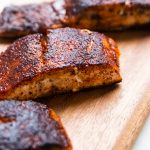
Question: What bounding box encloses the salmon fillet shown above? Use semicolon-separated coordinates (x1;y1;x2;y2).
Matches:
0;28;122;100
0;0;150;37
66;0;150;31
0;100;72;150
0;1;66;37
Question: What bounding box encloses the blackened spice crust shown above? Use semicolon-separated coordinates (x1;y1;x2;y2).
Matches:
0;28;121;100
0;100;72;150
0;1;66;37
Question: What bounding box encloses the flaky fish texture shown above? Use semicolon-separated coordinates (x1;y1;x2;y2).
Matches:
0;28;122;100
0;0;150;37
0;100;72;150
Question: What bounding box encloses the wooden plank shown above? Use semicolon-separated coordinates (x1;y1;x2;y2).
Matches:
0;1;150;150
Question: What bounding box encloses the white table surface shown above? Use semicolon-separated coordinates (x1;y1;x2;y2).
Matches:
132;116;150;150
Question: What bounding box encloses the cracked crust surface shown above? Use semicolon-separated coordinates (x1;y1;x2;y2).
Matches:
0;28;121;100
0;100;72;150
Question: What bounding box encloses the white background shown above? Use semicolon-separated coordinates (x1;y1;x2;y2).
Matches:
133;116;150;150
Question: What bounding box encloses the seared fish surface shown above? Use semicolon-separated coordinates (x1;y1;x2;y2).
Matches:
0;1;66;37
0;100;72;150
0;28;122;100
66;0;150;31
0;0;150;37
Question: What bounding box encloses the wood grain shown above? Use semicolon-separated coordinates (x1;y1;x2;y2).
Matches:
0;1;150;150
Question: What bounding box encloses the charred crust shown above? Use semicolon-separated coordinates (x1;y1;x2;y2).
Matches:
65;0;150;30
0;28;121;99
65;0;150;15
0;2;66;37
0;100;72;150
0;34;43;94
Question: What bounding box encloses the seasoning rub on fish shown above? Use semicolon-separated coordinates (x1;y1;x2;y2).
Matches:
0;28;122;100
0;100;72;150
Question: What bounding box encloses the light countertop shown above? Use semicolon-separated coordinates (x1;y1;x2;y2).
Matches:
133;116;150;150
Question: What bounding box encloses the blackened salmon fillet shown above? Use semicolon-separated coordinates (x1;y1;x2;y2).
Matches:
0;100;72;150
0;28;122;100
66;0;150;31
0;1;66;37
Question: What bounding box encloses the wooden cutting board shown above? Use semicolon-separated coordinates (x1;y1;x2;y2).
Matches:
0;1;150;150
